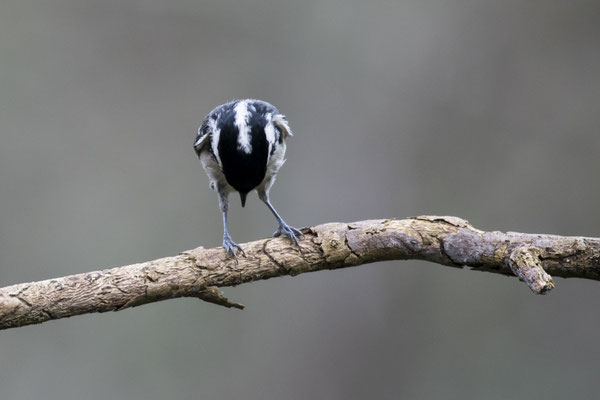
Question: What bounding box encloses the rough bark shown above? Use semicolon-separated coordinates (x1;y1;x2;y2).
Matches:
1;216;599;330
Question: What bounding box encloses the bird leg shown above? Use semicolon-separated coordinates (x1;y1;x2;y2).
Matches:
258;192;302;246
219;192;244;259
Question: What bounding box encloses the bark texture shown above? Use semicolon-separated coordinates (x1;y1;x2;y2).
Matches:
1;216;599;330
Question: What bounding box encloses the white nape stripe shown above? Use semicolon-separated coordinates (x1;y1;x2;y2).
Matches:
234;100;252;154
209;117;223;167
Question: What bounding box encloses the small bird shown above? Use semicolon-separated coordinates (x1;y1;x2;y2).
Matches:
194;99;302;258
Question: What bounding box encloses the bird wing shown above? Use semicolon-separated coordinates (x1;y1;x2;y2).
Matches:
194;132;210;149
272;114;293;138
194;120;212;154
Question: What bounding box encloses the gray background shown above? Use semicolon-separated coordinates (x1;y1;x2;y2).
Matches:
1;0;599;399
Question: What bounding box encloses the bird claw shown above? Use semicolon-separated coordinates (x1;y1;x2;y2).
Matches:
273;223;303;247
223;234;245;260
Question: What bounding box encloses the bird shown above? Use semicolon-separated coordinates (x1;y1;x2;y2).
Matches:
194;99;302;258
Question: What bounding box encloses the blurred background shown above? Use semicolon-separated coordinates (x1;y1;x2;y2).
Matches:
1;0;599;399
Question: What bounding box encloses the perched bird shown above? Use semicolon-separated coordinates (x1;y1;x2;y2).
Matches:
194;99;302;258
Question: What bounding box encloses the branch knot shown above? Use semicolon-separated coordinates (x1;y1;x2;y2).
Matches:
508;246;555;294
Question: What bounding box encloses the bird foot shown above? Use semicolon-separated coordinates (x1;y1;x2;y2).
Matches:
223;234;245;260
273;223;303;247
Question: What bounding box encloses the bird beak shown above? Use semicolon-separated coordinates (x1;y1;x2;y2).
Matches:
240;192;248;207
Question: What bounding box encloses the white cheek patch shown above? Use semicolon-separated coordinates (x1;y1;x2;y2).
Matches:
234;100;252;154
263;114;275;142
208;117;223;167
264;126;275;160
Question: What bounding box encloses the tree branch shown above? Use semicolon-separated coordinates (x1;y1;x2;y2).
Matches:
1;216;599;330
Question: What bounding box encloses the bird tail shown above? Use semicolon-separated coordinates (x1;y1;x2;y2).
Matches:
240;192;248;207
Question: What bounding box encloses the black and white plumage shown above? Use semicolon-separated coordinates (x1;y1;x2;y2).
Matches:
194;99;302;258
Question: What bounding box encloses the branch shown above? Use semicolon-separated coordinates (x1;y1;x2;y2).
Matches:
1;216;599;330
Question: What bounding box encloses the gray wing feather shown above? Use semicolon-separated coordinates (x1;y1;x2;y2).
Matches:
194;120;211;155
